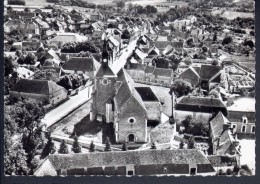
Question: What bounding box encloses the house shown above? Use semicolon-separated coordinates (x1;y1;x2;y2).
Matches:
227;97;255;136
39;49;62;66
14;67;34;79
34;149;215;176
9;79;68;105
210;112;240;156
21;41;43;52
174;96;227;124
151;68;174;85
33;67;61;82
179;66;200;87
150;41;184;53
199;65;223;91
48;33;88;48
62;57;101;80
4;19;25;33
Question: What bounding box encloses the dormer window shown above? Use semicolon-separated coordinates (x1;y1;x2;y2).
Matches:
242;116;248;124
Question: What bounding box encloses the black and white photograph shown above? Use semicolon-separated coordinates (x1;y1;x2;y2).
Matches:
3;0;256;179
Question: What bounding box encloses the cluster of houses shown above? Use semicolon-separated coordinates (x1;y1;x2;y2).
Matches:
4;3;255;177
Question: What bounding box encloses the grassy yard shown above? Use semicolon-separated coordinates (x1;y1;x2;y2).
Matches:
150;121;174;144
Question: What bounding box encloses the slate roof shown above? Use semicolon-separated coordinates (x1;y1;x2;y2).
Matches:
10;79;65;96
42;149;214;171
148;46;160;56
199;65;221;81
216;129;233;155
210;112;230;140
95;62;116;78
128;63;146;70
62;57;99;72
114;69;146;111
227;111;255;123
162;44;173;55
175;96;227;114
153;68;173;77
135;87;159;102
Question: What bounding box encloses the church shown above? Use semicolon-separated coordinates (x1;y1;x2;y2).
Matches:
91;38;162;144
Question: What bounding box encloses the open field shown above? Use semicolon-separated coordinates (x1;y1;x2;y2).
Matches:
212;9;254;20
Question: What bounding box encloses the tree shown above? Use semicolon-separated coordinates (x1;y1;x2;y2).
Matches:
243;39;254;49
104;137;112;152
179;140;184;149
186;37;194;47
182;57;192;65
41;135;56;159
58;140;69;154
213;32;217;42
72;135;81;153
187;136;195;149
5;56;14;77
128;3;133;12
116;1;125;10
121;29;131;40
169;79;192;98
152;56;170;69
122;141;128;151
57;75;73;90
222;36;233;45
23;53;37;65
89;140;95;152
209;89;220;98
150;141;157;149
168;54;182;71
212;59;219;66
202;46;208;53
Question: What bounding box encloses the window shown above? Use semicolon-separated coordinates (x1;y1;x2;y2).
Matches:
127;170;134;175
190;168;196;175
242;116;248;124
128;117;135;124
232;124;237;132
102;78;108;85
251;126;255;133
242;125;246;133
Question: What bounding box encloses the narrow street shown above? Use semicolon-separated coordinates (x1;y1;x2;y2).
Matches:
41;85;93;128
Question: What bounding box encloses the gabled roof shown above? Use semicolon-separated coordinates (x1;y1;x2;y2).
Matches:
151;41;183;49
134;48;147;61
175;96;227;114
95;63;116;78
22;41;42;51
62;57;100;72
153;68;173;77
148;46;160;56
180;66;200;78
37;149;214;173
162;44;173;55
216;129;233;155
15;67;34;79
115;69;146;111
10;79;65;96
210;112;230;140
108;36;120;47
199;65;222;81
135;87;159;102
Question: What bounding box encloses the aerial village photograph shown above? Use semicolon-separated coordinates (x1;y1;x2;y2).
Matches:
3;0;256;178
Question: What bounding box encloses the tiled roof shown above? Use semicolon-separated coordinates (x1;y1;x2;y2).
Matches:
45;149;213;170
10;79;65;96
176;96;227;114
227;111;255;123
210;112;230;140
153;68;173;77
199;65;221;81
22;41;42;51
62;57;99;72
